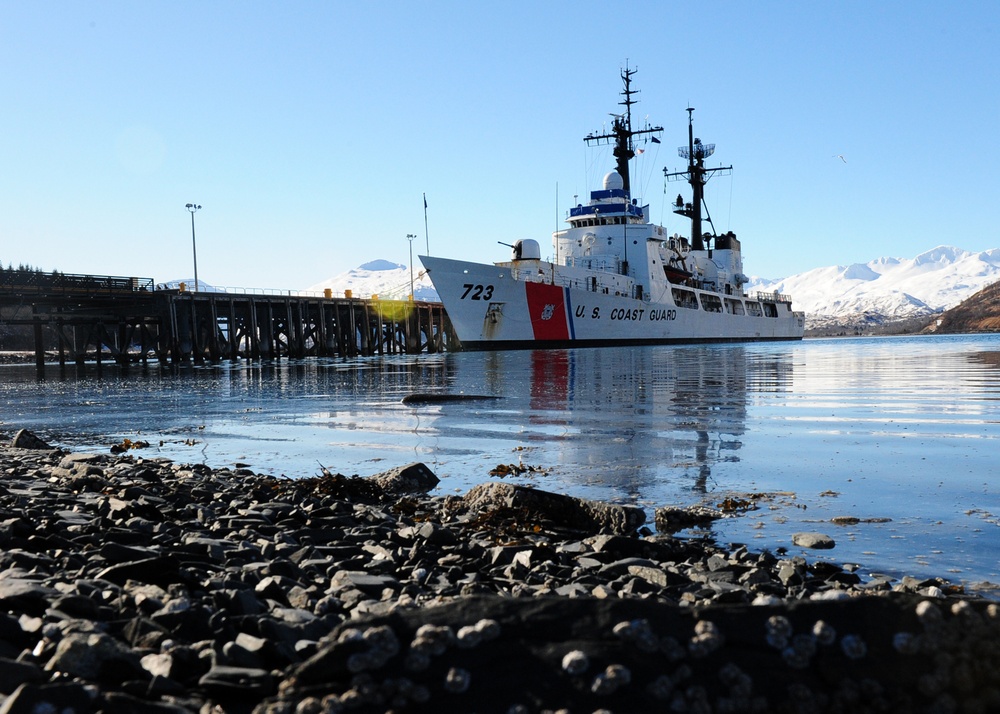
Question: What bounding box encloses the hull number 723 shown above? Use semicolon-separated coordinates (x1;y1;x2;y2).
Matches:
461;284;495;300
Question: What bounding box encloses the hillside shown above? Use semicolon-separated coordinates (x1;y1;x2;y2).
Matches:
924;279;1000;334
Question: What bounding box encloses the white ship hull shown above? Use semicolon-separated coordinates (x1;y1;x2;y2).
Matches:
420;68;805;351
422;256;804;350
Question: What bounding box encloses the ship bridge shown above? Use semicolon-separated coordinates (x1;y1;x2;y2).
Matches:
567;171;649;224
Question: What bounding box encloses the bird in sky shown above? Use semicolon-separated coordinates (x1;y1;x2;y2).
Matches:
834;154;847;163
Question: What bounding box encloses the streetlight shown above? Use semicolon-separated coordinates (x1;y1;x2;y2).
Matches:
407;233;417;301
185;203;201;292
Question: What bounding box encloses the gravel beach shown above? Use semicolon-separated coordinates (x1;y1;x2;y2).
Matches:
0;430;997;713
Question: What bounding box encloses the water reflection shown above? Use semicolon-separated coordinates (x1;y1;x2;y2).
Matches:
2;346;797;501
437;346;794;498
5;336;1000;587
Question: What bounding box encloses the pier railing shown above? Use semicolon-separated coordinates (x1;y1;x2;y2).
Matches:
1;270;154;295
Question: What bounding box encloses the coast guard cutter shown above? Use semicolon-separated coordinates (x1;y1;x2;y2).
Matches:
420;68;804;349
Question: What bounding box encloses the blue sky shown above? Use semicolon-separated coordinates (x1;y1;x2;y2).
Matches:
1;1;997;290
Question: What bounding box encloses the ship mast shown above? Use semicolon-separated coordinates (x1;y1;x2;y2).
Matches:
584;66;663;196
664;108;732;252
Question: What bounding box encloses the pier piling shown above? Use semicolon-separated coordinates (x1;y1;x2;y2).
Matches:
0;273;454;367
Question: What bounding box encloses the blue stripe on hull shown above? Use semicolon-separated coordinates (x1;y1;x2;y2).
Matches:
565;288;575;340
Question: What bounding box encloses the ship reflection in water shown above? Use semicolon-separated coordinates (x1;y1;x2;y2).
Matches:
438;345;795;504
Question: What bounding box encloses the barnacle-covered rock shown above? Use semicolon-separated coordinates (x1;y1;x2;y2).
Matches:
591;664;631;695
443;666;471;694
812;619;836;646
765;614;793;649
840;633;868;659
561;650;589;675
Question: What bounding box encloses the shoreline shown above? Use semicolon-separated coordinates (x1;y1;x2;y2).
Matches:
0;433;998;712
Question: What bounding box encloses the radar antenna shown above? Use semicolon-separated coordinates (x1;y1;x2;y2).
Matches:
583;66;663;196
664;108;732;252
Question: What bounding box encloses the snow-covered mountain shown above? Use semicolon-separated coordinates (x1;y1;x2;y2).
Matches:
311;246;1000;330
749;245;1000;328
306;260;438;301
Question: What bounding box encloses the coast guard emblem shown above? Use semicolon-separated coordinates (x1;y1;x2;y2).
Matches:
524;283;570;340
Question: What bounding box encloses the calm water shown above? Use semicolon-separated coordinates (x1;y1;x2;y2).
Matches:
3;334;999;594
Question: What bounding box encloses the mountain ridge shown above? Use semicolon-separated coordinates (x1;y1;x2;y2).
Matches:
305;244;1000;331
306;261;437;301
749;245;1000;329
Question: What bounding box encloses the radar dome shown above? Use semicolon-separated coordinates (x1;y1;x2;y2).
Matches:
602;171;624;191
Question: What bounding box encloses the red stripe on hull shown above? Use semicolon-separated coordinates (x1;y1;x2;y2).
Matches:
525;282;570;341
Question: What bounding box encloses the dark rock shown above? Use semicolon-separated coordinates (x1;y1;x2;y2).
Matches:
138;646;207;686
464;482;645;535
150;604;213;643
0;578;59;617
369;462;439;494
98;542;162;564
706;554;731;572
58;452;104;470
738;566;774;588
415;521;458;546
654;504;725;532
0;657;43;694
100;690;195;714
792;532;836;549
198;665;275;697
221;588;268;617
254;575;294;605
221;639;265;669
9;429;54;450
95;555;182;588
599;557;658;578
122;617;170;650
330;571;400;596
0;613;32;653
44;631;146;683
827;570;863;586
0;518;34;541
0;549;54;571
586;533;648;557
689;564;737;585
0;682;95;714
620;576;659;595
553;582;590;597
50;594;102;619
707;580;750;603
627;564;681;589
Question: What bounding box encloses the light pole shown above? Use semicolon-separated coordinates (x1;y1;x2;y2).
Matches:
407;233;417;300
185;203;202;292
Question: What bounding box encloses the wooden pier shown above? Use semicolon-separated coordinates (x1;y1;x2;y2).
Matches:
0;272;457;367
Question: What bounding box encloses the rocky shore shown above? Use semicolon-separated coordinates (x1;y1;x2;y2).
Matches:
0;431;998;713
